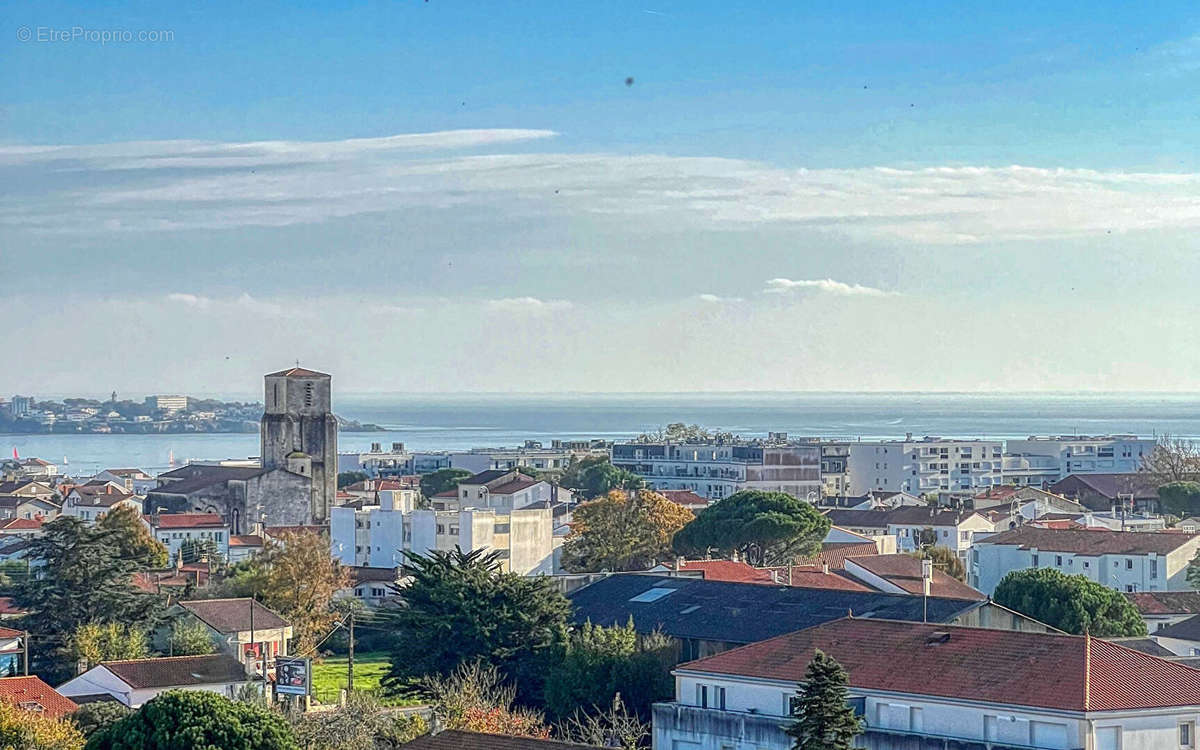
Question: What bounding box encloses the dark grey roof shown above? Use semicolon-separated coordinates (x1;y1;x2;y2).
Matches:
179;599;288;633
1107;637;1177;657
823;507;974;528
566;574;981;645
102;654;249;688
149;465;273;496
460;469;514;485
1156;613;1200;642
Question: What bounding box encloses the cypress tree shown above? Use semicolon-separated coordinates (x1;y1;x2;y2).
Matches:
784;649;863;750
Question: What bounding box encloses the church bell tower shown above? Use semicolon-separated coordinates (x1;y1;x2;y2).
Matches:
260;367;338;523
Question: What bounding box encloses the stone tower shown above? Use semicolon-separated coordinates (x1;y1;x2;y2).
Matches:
260;367;338;523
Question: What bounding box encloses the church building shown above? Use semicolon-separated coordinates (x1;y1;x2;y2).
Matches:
145;367;339;534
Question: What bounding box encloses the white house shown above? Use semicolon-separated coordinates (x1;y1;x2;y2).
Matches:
170;599;292;675
433;469;570;513
655;617;1200;750
57;654;259;707
970;526;1200;595
824;507;992;556
330;490;554;575
92;468;157;495
61;486;141;524
143;513;231;563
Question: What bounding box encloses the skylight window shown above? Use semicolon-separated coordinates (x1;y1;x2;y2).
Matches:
629;587;677;603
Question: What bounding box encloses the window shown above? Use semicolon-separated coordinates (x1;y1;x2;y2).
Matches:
1151;559;1158;578
1056;555;1062;566
1126;559;1134;570
1032;554;1038;566
371;587;385;597
1182;721;1194;748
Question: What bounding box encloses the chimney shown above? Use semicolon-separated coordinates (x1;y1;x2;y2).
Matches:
822;562;830;575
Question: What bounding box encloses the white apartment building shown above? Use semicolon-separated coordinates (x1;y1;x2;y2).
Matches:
1006;436;1155;481
610;440;821;501
819;442;850;497
655;617;1200;750
330;491;553;575
969;526;1200;595
845;438;1004;499
338;442;413;478
449;442;606;475
147;395;189;412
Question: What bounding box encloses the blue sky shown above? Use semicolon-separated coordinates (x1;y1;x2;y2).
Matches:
4;1;1200;393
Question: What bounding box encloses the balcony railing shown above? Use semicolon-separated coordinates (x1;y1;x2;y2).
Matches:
652;703;1083;750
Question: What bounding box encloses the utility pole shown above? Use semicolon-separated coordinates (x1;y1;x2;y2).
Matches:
249;597;256;678
347;611;355;693
21;631;28;676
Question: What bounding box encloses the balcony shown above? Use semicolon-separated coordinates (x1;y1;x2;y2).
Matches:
652;703;1082;750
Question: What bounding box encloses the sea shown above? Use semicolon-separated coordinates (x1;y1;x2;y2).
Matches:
8;392;1200;477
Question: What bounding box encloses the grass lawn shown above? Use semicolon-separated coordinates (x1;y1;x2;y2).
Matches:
310;651;419;706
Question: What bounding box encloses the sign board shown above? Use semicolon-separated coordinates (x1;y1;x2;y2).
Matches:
274;657;311;696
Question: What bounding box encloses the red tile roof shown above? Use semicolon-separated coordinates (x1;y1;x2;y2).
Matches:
266;367;329;378
658;490;710;507
794;541;880;569
676;560;773;584
0;598;26;616
761;565;874;592
842;554;985;600
0;627;22;640
1126;591;1200;616
0;676;77;718
678;618;1200;712
101;654;250;688
979;526;1199;555
229;534;264;547
0;518;41;531
487;478;540;495
145;513;226;529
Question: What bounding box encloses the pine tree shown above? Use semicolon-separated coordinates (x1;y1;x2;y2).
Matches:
784;650;863;750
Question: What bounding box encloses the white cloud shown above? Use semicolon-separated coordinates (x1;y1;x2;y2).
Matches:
484;297;573;314
695;293;743;304
8;132;1200;243
164;292;302;318
763;278;896;297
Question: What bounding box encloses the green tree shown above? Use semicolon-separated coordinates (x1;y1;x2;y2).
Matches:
422;662;550;739
1159;481;1200;518
419;468;472;500
784;650;863;750
993;568;1147;636
906;546;966;581
382;548;569;705
168;619;216;656
85;691;296;750
559;457;644;500
561;490;693;573
543;621;673;722
337;471;368;489
672;490;831;567
97;505;168;569
71;703;132;739
13;517;163;681
69;623;150;671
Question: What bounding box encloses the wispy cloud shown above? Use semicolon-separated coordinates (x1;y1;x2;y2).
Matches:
695;293;744;304
9;131;1200;244
484;297;573;314
764;278;896;297
164;292;302;318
